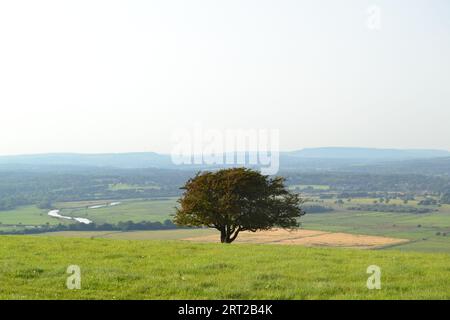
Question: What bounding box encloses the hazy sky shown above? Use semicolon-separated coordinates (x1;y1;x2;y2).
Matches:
1;0;449;155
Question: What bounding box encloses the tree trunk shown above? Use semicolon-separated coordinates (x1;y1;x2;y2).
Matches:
219;226;241;243
228;229;240;243
220;229;227;243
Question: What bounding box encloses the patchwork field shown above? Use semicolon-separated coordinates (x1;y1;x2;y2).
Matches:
301;207;450;252
3;196;450;253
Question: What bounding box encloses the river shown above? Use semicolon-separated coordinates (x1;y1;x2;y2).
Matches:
48;209;93;224
47;201;121;224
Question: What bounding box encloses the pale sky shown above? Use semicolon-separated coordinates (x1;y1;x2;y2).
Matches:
0;0;449;155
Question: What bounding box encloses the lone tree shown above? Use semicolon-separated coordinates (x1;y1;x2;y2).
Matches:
174;168;305;243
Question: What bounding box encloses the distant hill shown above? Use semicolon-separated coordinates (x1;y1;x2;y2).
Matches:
0;152;174;169
343;157;450;176
0;147;449;174
286;147;450;160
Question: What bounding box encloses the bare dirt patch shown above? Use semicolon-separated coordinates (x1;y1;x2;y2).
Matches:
183;228;409;249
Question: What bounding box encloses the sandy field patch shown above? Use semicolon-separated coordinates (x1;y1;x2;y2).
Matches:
183;228;409;249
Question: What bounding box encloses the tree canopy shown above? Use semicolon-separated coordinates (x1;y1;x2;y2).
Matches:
174;168;305;243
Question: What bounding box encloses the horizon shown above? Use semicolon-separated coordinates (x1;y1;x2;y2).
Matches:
1;146;450;158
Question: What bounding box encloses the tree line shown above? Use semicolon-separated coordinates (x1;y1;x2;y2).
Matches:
0;219;184;235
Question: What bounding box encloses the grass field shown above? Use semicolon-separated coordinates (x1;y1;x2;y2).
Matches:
0;206;60;227
1;236;449;299
38;229;216;240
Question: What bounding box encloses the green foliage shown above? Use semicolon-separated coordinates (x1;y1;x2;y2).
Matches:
285;171;450;194
0;169;190;211
418;198;438;206
174;168;305;243
441;192;450;204
302;205;334;213
0;220;180;235
348;204;436;214
0;196;28;211
36;199;53;210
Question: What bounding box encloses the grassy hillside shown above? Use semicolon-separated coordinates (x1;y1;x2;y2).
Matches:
1;236;449;299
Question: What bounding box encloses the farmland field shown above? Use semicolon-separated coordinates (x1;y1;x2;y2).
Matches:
55;198;178;224
0;206;60;227
1;235;450;299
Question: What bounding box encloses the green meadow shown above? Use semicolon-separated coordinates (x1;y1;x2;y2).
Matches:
0;206;58;227
1;236;449;300
56;198;178;224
